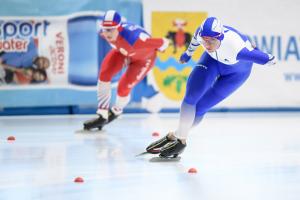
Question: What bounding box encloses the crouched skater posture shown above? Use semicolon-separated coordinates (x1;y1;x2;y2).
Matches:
146;17;276;158
84;10;169;130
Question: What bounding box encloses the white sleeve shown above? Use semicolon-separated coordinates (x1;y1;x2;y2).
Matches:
186;27;201;56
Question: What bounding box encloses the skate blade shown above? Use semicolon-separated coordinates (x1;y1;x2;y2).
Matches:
135;149;160;157
149;156;181;162
135;152;149;157
74;129;105;134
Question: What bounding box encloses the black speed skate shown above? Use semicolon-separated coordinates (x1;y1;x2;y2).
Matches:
83;115;107;130
159;139;186;158
83;109;119;130
146;134;174;154
137;135;185;162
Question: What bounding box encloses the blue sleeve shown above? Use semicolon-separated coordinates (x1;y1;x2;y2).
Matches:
237;47;269;65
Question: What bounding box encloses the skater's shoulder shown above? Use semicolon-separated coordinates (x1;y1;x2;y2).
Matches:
223;25;248;42
119;22;150;45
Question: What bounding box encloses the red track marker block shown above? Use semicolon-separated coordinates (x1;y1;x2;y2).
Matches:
188;168;197;173
74;177;84;183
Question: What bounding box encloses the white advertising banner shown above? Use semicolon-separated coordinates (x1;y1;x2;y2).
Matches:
0;11;103;92
143;0;300;109
0;16;69;87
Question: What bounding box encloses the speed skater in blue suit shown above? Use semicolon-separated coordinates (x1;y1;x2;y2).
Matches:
146;16;276;158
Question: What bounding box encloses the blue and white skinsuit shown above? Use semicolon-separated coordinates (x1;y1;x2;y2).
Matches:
175;18;276;139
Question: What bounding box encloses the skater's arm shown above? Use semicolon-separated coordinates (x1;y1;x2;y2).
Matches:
185;27;201;56
133;37;169;52
237;47;276;65
179;27;201;64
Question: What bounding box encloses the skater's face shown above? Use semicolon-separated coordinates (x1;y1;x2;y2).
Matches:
102;27;119;42
200;36;221;52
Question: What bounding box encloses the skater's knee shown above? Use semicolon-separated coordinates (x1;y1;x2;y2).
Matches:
99;70;113;82
117;85;131;97
183;85;207;105
183;94;198;105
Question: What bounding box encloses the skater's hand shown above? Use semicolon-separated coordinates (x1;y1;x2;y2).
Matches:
179;52;191;64
266;54;276;66
158;38;170;52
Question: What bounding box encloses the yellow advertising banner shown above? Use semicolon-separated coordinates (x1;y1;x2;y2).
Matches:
151;11;207;101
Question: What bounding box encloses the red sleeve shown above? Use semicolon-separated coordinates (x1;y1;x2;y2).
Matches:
133;38;164;50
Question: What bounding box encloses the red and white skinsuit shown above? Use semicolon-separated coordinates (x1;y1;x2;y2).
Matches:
97;23;169;118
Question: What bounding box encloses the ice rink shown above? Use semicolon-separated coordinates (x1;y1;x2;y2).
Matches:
0;113;300;200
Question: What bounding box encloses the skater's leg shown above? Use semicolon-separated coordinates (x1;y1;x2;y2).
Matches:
105;95;132;126
115;53;156;113
111;95;131;115
159;66;252;156
195;66;252;116
159;61;252;157
83;50;126;130
97;50;126;119
192;115;203;127
147;53;219;155
174;54;219;141
146;63;216;152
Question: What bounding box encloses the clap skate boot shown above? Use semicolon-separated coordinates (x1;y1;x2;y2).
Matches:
159;139;186;158
83;114;108;130
83;108;120;130
146;134;175;154
107;108;119;124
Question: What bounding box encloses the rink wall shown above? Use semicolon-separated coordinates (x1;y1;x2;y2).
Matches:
1;0;300;115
